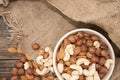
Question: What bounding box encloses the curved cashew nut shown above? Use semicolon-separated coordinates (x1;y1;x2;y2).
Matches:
36;67;49;75
70;64;83;75
93;41;100;48
94;71;100;80
36;56;43;65
70;75;79;80
83;63;96;76
44;58;53;67
57;63;64;73
41;47;53;63
71;70;80;76
63;50;70;61
86;76;94;80
65;44;74;55
76;58;90;66
105;59;114;69
24;62;30;70
62;73;71;80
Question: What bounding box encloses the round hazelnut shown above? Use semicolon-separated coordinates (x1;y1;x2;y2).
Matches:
76;39;83;46
69;56;76;64
101;50;109;57
84;36;91;40
34;77;41;80
20;76;27;80
99;73;105;79
99;66;108;74
100;42;108;50
79;75;86;80
18;68;25;75
16;61;23;68
80;44;88;52
96;64;102;71
82;39;86;44
77;32;84;38
81;64;89;69
86;52;93;58
68;35;76;43
20;55;27;63
84;32;90;37
11;68;18;76
90;56;99;63
26;68;34;75
10;76;18;80
91;35;99;41
86;40;93;47
63;67;72;73
73;46;81;55
99;57;106;65
95;48;101;56
89;47;96;54
32;43;40;50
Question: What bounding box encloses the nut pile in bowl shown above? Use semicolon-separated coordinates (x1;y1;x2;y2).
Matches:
55;30;115;80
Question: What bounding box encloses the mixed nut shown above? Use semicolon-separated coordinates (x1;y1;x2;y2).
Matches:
1;43;58;80
56;31;114;80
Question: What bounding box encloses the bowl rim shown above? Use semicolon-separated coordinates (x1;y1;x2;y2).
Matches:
53;28;115;80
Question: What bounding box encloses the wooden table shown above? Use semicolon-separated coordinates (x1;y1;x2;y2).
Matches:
0;16;120;79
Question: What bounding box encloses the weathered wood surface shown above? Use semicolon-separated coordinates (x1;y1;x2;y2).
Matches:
0;16;120;79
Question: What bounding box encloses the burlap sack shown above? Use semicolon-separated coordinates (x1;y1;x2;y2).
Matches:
47;0;120;51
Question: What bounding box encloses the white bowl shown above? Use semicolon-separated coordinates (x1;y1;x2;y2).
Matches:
53;28;115;80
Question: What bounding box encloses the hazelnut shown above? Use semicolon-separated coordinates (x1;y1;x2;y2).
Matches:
99;73;105;79
79;52;86;56
77;32;84;38
80;44;88;52
100;42;108;50
20;76;27;80
1;77;7;80
101;50;109;57
32;43;40;50
84;36;91;40
82;39;86;44
69;56;76;64
99;66;108;74
76;39;83;46
16;61;23;68
63;67;72;74
20;55;27;63
86;52;93;59
95;48;101;56
96;64;102;71
99;57;106;65
10;76;18;80
34;77;41;80
11;68;18;76
74;46;81;55
84;32;90;37
47;76;55;80
86;40;93;47
43;52;49;59
91;35;99;41
68;35;76;43
8;47;17;54
89;47;96;54
64;61;71;66
79;75;86;80
18;68;25;75
90;56;99;63
81;64;89;69
26;68;34;75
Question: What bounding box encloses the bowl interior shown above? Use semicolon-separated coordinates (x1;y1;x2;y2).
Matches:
53;28;115;80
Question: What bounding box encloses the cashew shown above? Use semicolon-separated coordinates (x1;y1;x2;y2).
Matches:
63;49;70;61
44;58;53;67
62;73;71;80
24;62;30;70
57;63;64;73
76;58;90;66
93;41;100;48
36;67;49;75
83;63;96;76
104;59;114;69
70;75;79;80
65;44;74;55
71;70;80;76
41;47;53;63
70;64;83;75
94;71;100;80
86;76;94;80
36;56;43;65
